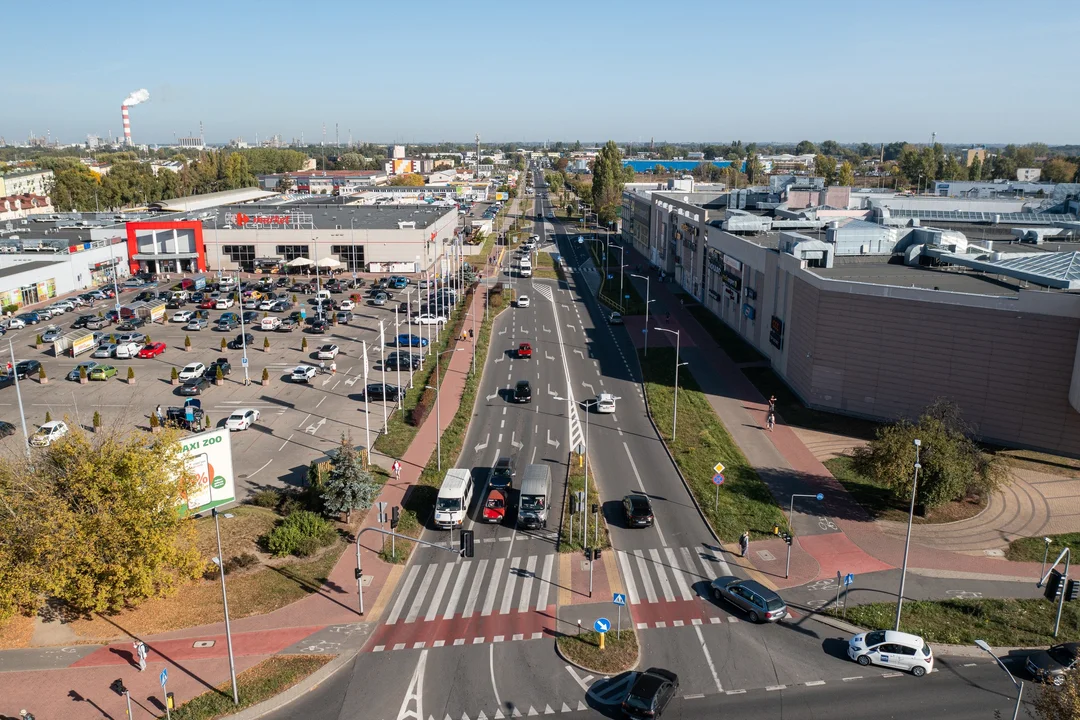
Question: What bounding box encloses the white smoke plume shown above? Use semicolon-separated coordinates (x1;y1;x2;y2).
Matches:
122;88;150;106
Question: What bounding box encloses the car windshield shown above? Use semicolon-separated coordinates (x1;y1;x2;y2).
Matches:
521;495;545;511
765;595;786;611
864;630;887;647
436;497;461;512
1049;645;1078;664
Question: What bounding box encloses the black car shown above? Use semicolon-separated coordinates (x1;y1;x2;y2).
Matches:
384;351;420;371
325;280;345;293
205;358;232;378
179;376;211;396
365;383;402;402
623;493;655;527
514;380;532;403
228;333;255;349
165;298;184;309
0;420;16;437
623;668;679;719
116;317;146;331
490;456;516;490
2;360;42;382
242;311;259;324
1026;642;1080;686
308;319;328;334
71;314;96;329
135;291;155;302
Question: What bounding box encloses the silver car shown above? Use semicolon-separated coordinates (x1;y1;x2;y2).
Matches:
185;318;209;331
709;576;787;623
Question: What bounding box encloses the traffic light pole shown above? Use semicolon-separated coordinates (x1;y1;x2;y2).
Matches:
354;526;466;615
1039;548;1071;637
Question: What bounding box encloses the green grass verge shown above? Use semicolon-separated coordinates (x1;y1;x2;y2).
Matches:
584;236;645;314
683;304;764;364
741;366;879;439
533;251;560;280
556;629;638;675
558;455;611;554
170;654;332;719
835;598;1080;647
640;348;787;542
1006;533;1080;563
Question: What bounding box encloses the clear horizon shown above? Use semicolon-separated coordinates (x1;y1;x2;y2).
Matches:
2;0;1078;146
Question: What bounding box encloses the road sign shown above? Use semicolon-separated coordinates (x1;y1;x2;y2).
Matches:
613;593;627;606
607;274;613;279
577;236;584;244
844;573;855;586
594;617;611;633
712;474;724;485
714;461;726;475
817;493;824;501
241;357;248;366
159;667;168;687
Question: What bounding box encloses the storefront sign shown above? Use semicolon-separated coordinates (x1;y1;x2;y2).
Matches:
743;303;756;320
233;213;297;227
745;286;757;300
769;315;785;350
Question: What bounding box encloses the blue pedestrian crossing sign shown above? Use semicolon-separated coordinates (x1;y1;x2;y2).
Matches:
159;667;168;688
843;573;855;587
613;593;627;606
594;617;611;633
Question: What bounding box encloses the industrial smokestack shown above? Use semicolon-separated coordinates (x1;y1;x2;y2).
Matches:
120;88;150;146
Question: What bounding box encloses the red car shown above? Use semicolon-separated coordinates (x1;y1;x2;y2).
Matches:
198;299;216;309
137;342;167;358
517;342;532;359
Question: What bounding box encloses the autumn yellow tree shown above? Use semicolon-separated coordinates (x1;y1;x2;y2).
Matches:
389;173;425;187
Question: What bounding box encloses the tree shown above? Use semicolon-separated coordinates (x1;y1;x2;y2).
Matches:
0;427;204;618
968;155;983;181
276;174;294;193
837;161;855;187
621;163;636;184
590;140;626;225
1043;158;1079;183
223;152;257;190
882;141;906;162
652;163;667;175
989;154;1017;181
795;140;817;155
745;154;764;184
389;173;425;187
1034;668;1080;720
820;140;842;156
852;400;1005;510
857;143;877;158
815;154;836;185
321;434;381;523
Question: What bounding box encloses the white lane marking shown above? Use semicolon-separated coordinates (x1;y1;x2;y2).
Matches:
766;685;786;691
481;558;505;616
535;553;555;611
443;560;472;620
842;676;863;681
518;555;538;613
664;547;694;601
315;396;326;409
296;413;311;428
423;563;455;622
805;680;826;686
462;558;487;618
489;643;503;710
634;551;658;603
499;556;521;615
648;548;675;602
623;441;666;546
247;459;273;477
385;564;421;625
564;666;593;693
404;564;438;623
394;648;426;720
277;433;295;451
617;551;641;604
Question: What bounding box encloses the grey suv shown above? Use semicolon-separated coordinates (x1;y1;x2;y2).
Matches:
710;576;788;622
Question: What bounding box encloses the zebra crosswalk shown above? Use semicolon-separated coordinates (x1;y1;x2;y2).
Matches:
616;545;731;605
385;553;557;625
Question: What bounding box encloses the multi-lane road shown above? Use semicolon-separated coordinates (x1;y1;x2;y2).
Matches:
265;171;1036;719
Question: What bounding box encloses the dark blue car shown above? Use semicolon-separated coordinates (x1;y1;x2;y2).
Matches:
397;333;429;348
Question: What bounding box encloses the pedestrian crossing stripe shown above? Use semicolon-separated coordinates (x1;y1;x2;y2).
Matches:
615;546;732;605
385;554;557;625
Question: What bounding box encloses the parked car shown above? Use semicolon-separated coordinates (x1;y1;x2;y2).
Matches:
41;325;64;342
71;315;96;329
86;316;110;330
215;298;235;309
1026;642;1079;686
514;380;532;403
517;342;532;359
67;360;99;381
88;364;118;381
308;319;328;334
414;313;446;325
0;420;15;437
384;351;420;371
186;318;210;331
335;311;353;324
258;299;277;311
178;362;207;381
369;293;388;306
93;343;118;359
710;576;788;623
317;344;340;359
260;316;281;331
116;332;145;344
291;365;318;383
179;376;211;396
339;300;355;311
622;493;654;527
137;342;167;358
165;405;205;430
205;358;232;378
622;668;679;720
117;317;148;331
225;408;261;431
847;630;934;677
198;299;216;309
6;317;27;329
365;383;402;402
397;333;428;348
15;312;41;326
114;342;141;359
29;420;69;447
277;318;298;332
2;360;42;382
228;333;254;349
242;310;259;324
172;310;194;323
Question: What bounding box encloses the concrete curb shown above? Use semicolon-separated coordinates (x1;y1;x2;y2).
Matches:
227;649;359;720
552;631;641;678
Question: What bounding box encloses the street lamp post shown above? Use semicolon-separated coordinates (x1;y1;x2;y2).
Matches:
974;640;1023;720
630;273;652;355
1039;536;1053;585
430;348;461;471
786;493;824;578
362;340;370;456
394;305;402;413
235;272;249;385
894;438;922;631
580;398;599;550
7;340;31;459
653;327;683;440
212;508;239;704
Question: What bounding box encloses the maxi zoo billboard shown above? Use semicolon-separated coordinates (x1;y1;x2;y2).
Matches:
179;428;236;514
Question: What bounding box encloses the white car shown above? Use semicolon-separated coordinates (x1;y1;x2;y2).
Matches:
260;316;281;331
847;630;934;677
414;313;446;325
339;300;355;311
317;344;339;359
595;393;618;414
171;310;194;323
215;298;234;309
291;365;317;383
46;304;68;315
225;408;261;431
258;299;277;311
178;362;207;380
517;295;530;308
5;318;25;330
113;342;141;359
30;420;69;447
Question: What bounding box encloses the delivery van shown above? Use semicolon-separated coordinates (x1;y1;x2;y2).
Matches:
435;468;474;529
517;464;551;529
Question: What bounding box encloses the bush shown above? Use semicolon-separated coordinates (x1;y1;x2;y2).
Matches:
2;304;18;314
203;552;260;580
39;366;46;380
301;337;308;351
184;335;192;348
149;412;159;428
262;367;270;382
35;334;43;345
171;367;179;381
279;495;305;517
249;489;282;508
92;411;101;428
45;411;52;423
216;365;224;381
221;338;227;350
263;336;270;349
79;366;87;380
265;510;337;557
126;367;135;380
410;387;436;427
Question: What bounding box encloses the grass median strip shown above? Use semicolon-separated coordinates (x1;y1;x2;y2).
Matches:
533;251;560;280
639;348;787;543
558;454;611;554
170;654;333;719
834;598;1080;647
557;628;638;675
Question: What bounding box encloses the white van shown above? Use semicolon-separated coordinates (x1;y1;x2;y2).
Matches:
114;342;140;359
261;316;281;331
434;468;474;529
316;290;332;302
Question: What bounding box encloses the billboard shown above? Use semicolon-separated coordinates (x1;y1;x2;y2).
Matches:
392;159;413;175
495;192;508;201
179;428;235;514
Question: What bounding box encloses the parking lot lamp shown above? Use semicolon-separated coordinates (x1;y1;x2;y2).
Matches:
894;438;921;631
236;272;250;385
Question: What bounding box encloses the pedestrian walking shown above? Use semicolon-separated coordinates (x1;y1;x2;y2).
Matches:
330;361;337;375
739;531;750;557
133;641;147;672
768;395;777;414
766;411;776;432
392;460;402;479
155;404;163;424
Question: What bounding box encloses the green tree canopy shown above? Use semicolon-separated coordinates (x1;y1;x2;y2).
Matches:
590;140;626;225
837;161;855;186
321;434;381;523
815;154;837;185
795;140;817;155
1042;158;1078;183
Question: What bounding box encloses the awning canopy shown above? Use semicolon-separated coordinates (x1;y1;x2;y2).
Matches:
316;257;343;268
286;257;315;267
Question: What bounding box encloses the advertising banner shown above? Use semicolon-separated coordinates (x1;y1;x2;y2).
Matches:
179;428;235;514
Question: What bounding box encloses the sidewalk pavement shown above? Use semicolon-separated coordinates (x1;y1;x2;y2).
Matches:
620;245;1046;591
0;285;493;719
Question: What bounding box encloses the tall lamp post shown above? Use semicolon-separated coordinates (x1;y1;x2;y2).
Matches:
211;508;239;704
580;398;599;548
894;437;922;631
630;273;653;355
430;348;461;471
653;327;685;440
974;640;1023;720
235;272;249;385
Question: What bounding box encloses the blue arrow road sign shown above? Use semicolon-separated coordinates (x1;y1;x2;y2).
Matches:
594;617;611;633
712;474;725;485
844;573;855;586
817;493;824;501
613;593;627;606
159;667;168;687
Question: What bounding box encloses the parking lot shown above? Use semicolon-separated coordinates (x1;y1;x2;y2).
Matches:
0;274;463;499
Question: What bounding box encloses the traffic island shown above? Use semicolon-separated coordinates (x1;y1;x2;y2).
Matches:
556;627;639;676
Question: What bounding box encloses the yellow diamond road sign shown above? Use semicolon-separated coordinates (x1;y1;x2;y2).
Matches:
714;462;725;475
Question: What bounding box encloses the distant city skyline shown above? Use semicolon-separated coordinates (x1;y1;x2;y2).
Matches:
3;0;1078;146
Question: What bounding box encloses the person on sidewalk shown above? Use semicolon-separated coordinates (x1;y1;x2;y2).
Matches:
330;361;337;376
133;641;147;672
766;411;776;432
393;459;402;479
739;531;750;557
768;395;777;414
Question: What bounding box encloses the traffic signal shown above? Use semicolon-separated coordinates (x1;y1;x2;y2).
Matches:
594;548;603;560
570;495;578;514
391;506;400;530
1045;569;1064;601
1066;578;1080;602
460;529;474;558
354;568;362;580
591;503;599;515
780;533;793;546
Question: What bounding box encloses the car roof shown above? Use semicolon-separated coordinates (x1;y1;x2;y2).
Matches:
516;379;530;386
869;630;925;648
598;392;615;401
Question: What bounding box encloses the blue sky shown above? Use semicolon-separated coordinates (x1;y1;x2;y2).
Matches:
2;0;1077;145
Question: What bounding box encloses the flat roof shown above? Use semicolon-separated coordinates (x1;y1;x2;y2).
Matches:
0;260;65;280
183;203;455;231
814;260;1023;296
